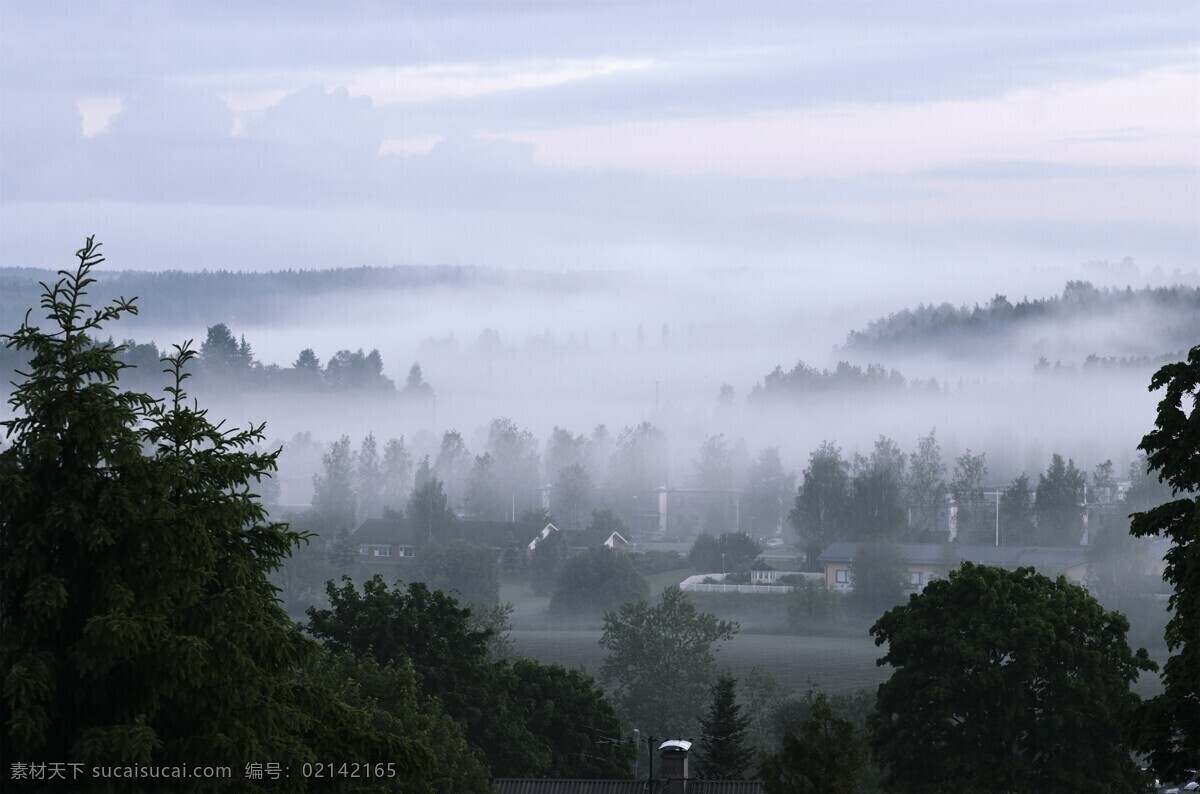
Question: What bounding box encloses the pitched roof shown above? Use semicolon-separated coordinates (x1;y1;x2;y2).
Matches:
355;518;544;548
353;518;418;545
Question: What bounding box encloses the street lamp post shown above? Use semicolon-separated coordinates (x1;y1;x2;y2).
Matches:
995;490;1001;547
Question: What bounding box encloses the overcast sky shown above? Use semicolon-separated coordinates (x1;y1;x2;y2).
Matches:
1;1;1197;279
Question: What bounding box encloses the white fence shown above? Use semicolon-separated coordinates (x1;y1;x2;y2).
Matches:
676;572;822;595
681;582;795;594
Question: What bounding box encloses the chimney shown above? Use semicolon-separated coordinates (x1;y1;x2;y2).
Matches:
659;739;691;793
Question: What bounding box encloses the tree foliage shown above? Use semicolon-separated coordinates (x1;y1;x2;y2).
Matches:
0;238;428;788
695;433;736;489
528;526;568;596
1034;453;1086;545
406;476;455;546
301;651;488;793
688;531;761;574
411;539;501;607
608;422;668;492
906;428;946;539
999;473;1035;544
510;659;635;779
790;441;851;564
950;449;989;542
868;562;1155;793
847;436;908;539
549;547;649;617
848;538;908;616
742;446;795;538
550;463;594;530
694;673;754;780
600;587;737;737
304;576;542;777
758;691;866;794
312;434;357;531
1129;344;1200;778
304;574;633;780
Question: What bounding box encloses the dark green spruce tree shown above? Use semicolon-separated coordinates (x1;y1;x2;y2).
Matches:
694;673;754;780
0;239;433;791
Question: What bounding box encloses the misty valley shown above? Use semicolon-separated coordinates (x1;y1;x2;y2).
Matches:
2;255;1196;790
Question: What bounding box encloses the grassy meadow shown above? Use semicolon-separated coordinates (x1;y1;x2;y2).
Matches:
510;628;890;696
501;568;890;696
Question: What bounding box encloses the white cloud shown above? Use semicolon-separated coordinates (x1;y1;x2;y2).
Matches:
77;96;123;137
379;136;444;157
500;65;1199;178
344;58;655;105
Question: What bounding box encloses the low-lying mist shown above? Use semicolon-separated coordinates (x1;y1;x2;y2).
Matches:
2;264;1193;492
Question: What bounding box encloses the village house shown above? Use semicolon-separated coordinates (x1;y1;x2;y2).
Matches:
819;542;1089;593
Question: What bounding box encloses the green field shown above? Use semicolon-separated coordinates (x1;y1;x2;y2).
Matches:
500;571;1165;699
510;628;890;695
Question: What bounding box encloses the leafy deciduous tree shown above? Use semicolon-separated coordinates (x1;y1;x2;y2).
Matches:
999;473;1035;544
486;417;543;519
549;548;649;617
381;436;412;513
790;442;852;565
847;436;908;539
868;562;1155;793
1034;453;1086;545
434;430;471;512
743;447;795;538
464;452;504;520
759;691;866;794
600;587;737;737
695;433;735;489
510;660;636;779
304;576;543;778
950;449;989;542
848;538;907;616
586;507;631;540
550;463;594;531
528;527;568;597
907;428;946;539
406;476;455;546
412;539;501;607
356;432;384;520
1129;344;1200;778
688;532;761;574
312;434;357;531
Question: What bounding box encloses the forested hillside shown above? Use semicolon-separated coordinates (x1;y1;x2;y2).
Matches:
845;282;1200;356
0;265;599;329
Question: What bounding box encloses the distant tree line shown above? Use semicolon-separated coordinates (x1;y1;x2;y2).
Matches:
749;359;944;402
0;263;596;330
845;281;1200;355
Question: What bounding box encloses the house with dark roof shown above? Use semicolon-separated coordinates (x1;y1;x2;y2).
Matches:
352;517;546;563
818;542;1088;593
528;522;634;554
